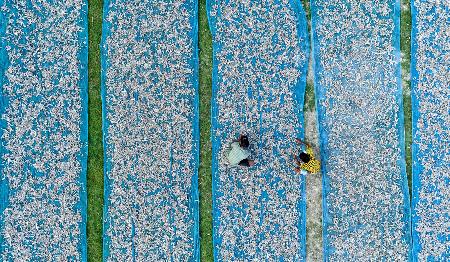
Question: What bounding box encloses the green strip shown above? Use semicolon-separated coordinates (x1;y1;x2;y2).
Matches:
87;0;104;261
400;0;412;196
199;0;214;261
300;0;315;112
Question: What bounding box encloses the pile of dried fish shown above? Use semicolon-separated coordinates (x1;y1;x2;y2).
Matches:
101;0;199;260
411;0;449;260
209;0;309;260
1;1;88;260
311;0;411;260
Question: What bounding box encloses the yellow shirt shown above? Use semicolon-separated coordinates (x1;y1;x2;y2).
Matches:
300;146;321;174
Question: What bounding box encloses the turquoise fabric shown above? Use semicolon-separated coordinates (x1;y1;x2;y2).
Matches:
0;1;88;260
311;0;412;260
410;0;450;260
101;0;199;260
207;0;310;260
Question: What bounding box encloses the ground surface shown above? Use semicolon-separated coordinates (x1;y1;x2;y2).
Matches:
87;1;104;261
85;0;413;261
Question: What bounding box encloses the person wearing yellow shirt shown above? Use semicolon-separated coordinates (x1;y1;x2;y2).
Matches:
293;138;321;175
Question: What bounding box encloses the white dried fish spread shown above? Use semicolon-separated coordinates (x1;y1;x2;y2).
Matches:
101;0;199;261
411;0;450;260
1;0;88;260
311;0;412;260
209;0;309;260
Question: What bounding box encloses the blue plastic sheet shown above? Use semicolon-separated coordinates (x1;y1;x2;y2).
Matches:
207;0;309;260
101;0;199;260
311;0;412;260
0;1;88;260
410;1;450;261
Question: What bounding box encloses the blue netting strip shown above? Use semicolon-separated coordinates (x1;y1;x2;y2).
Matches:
311;0;412;260
0;0;8;257
207;0;309;260
79;1;89;261
100;1;199;260
410;0;450;260
100;0;111;260
0;1;88;260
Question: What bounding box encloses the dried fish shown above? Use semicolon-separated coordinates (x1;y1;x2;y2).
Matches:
312;0;412;260
102;0;199;260
411;0;450;260
209;0;309;260
1;0;88;260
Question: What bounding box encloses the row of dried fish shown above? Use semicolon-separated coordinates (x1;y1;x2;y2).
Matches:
209;0;309;260
102;0;198;261
411;0;449;260
312;0;411;260
1;0;87;260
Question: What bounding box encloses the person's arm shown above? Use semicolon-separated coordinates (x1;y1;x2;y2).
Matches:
295;138;310;147
297;137;314;149
306;146;315;158
298;161;308;170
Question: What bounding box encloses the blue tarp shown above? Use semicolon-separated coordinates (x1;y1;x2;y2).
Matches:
207;0;309;260
101;0;199;261
410;0;450;261
0;1;88;260
311;0;412;260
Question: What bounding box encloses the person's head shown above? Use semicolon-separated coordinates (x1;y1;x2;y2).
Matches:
240;135;250;149
299;152;311;163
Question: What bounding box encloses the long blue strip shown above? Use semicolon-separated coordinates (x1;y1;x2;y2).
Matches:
0;1;88;260
311;0;412;260
207;0;309;260
410;1;449;261
101;0;199;261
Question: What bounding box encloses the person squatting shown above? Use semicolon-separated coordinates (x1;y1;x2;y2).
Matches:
226;134;320;175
